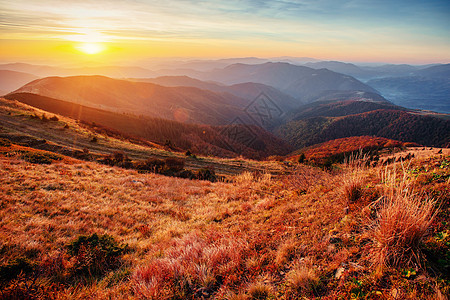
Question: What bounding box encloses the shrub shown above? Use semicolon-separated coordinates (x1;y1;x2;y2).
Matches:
0;275;58;300
164;157;185;172
177;169;195;179
90;136;98;143
67;233;127;278
134;158;165;173
195;168;217;182
41;114;49;122
21;151;62;164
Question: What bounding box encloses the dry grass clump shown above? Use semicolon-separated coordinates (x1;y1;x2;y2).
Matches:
247;281;273;300
285;259;320;296
368;167;438;268
342;170;364;203
341;152;368;203
274;239;297;267
133;232;247;299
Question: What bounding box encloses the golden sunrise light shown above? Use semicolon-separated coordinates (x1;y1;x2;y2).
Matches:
0;1;449;299
76;43;105;55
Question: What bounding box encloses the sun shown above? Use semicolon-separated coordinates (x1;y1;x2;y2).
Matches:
76;43;105;55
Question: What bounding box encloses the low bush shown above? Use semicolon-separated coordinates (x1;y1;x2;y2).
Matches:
297;153;306;164
195;168;218;182
21;151;62;164
134;158;165;173
67;233;127;279
164;157;185;172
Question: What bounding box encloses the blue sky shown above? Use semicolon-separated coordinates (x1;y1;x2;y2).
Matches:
1;0;449;63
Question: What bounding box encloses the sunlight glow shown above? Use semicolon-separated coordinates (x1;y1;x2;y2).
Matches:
76;43;105;55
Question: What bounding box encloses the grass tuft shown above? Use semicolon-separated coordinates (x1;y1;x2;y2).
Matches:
368;167;438;268
286;260;320;296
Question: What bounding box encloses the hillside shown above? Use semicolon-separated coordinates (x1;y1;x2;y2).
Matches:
9;75;249;125
3;93;292;160
286;99;400;122
0;139;448;299
289;136;419;165
276;109;450;149
0;70;39;94
133;76;301;111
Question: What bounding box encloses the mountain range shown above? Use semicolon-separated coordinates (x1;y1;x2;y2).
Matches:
0;70;39;95
3;59;449;157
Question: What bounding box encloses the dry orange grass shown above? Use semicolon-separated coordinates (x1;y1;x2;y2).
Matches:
285;259;320;295
368;167;438;268
341;153;367;203
0;148;448;299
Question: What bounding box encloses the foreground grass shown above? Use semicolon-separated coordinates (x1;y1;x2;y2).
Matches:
0;147;449;299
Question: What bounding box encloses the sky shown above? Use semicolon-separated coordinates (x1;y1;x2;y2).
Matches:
0;0;449;65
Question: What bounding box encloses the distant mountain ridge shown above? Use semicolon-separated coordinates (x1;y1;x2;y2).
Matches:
9;75;252;125
0;70;39;94
0;62;156;78
131;75;301;111
367;64;450;113
192;62;379;102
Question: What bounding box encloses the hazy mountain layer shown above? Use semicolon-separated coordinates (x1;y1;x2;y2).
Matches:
0;70;39;94
10;75;251;125
192;62;379;102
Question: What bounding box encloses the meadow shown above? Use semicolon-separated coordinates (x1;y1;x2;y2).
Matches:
0;142;448;299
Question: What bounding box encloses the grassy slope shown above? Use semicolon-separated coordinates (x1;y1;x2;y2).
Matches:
0;98;286;176
4;94;292;159
0;143;448;299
